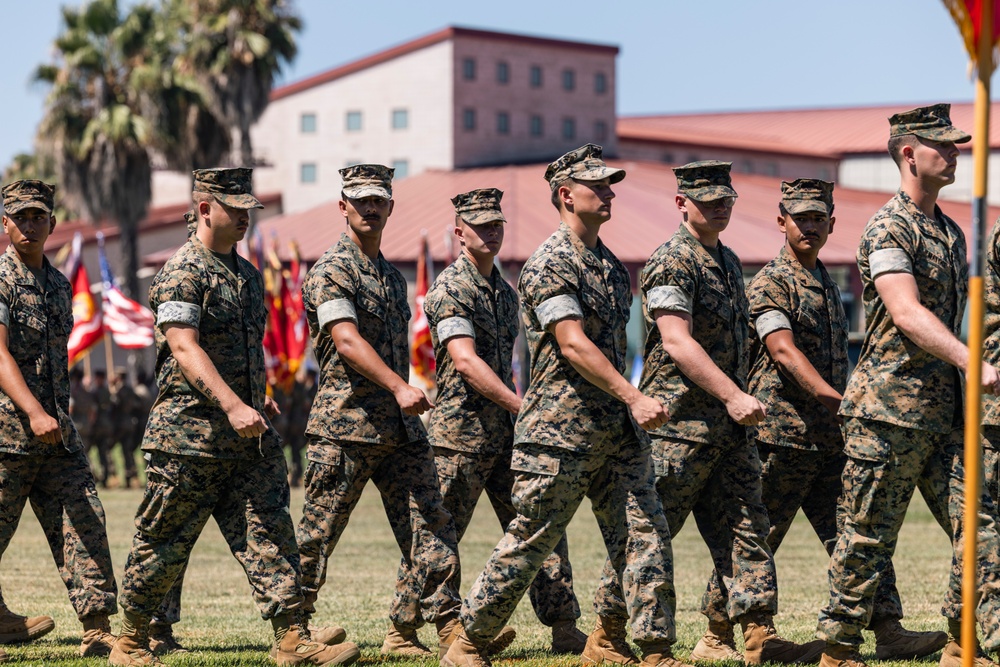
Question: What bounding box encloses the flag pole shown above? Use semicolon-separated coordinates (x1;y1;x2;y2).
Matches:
963;3;993;664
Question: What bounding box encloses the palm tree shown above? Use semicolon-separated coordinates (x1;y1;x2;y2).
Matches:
171;0;302;169
35;0;158;301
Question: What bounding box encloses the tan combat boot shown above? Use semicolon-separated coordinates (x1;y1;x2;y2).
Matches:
382;622;432;656
438;616;516;659
311;624;347;646
691;619;743;663
272;619;360;667
582;616;640;665
818;643;868;667
0;605;55;643
147;622;188;656
939;619;1000;667
740;612;825;665
552;619;588;654
636;642;696;667
440;627;491;667
79;613;116;657
108;610;163;667
871;617;947;660
0;647;7;663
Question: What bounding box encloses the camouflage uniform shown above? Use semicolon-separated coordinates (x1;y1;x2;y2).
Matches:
296;164;460;629
461;144;676;648
89;374;114;485
0;180;117;621
394;189;580;631
819;107;1000;650
596;162;781;627
981;217;1000;506
118;169;304;622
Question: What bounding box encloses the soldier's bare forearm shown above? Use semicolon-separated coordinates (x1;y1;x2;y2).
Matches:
0;326;52;421
766;330;842;408
164;325;245;414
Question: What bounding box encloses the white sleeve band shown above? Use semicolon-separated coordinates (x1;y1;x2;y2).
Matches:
317;299;357;329
647;285;693;314
536;294;583;329
0;302;8;327
156;301;201;328
756;310;793;341
870;248;913;278
437;317;475;343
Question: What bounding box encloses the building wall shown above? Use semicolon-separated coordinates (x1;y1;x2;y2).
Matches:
249;40;455;213
838;151;1000;204
451;36;617;167
619;140;839;181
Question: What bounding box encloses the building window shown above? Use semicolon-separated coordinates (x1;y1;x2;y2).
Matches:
463;108;476;131
562;69;575;91
496;61;509;84
661;152;674;164
594;120;608;142
530;65;543;88
300;113;317;133
763;162;778;176
740;160;755;174
346;111;362;132
530;115;544;137
687;154;699;163
392;160;409;179
392;108;408;130
595;72;608;94
562;117;576;140
497;112;510;135
300;163;317;183
462;57;476;81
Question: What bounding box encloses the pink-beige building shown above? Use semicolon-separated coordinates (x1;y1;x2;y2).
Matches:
243;26;618;213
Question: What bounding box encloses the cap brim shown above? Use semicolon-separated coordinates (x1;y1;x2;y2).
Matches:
575;165;626;184
5;200;52;215
343;186;392;200
215;193;264;210
684;185;738;201
783;200;830;215
913;127;972;144
460;211;507;225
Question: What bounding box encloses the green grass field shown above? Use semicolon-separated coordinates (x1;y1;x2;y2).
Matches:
1;479;957;666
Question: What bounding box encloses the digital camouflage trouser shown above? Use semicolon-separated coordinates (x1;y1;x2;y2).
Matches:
701;442;905;625
0;450;117;620
595;430;776;623
462;437;675;646
818;419;1000;650
120;452;301;620
391;444;580;629
296;438;461;627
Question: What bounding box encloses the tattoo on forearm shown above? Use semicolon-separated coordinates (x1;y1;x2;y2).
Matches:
194;377;221;406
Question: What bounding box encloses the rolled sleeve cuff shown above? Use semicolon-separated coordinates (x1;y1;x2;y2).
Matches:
437;317;475;343
870;248;913;278
0;302;8;327
317;299;357;329
156;301;201;328
536;294;583;329
647;285;693;315
756;310;792;341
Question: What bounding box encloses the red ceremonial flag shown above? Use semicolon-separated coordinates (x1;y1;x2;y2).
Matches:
263;242;291;390
65;233;103;366
410;230;435;386
284;241;308;383
944;0;1000;71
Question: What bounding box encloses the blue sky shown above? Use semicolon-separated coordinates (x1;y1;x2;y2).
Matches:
2;0;981;170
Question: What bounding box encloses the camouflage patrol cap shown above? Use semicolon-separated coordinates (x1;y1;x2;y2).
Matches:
340;164;393;200
544;143;625;191
888;104;971;143
673;161;738;201
2;179;55;215
451;188;506;225
192;168;263;209
781;178;834;215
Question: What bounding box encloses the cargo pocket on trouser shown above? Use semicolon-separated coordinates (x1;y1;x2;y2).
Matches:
841;419;895;534
136;453;209;542
510;447;561;521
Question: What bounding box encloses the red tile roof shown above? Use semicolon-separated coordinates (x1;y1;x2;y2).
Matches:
618;102;1000;159
254;160;997;270
271;26;619;102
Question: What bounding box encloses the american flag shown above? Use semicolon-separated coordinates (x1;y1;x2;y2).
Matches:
97;233;155;349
